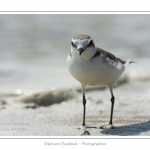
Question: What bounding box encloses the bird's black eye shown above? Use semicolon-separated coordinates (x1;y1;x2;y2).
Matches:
71;41;76;48
71;41;74;47
89;40;93;46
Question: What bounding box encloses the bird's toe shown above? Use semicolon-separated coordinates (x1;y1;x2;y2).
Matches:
99;123;114;129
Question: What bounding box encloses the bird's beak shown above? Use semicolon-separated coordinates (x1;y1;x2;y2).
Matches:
78;48;85;55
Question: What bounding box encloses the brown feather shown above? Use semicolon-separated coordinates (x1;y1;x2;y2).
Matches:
93;47;126;64
73;34;91;40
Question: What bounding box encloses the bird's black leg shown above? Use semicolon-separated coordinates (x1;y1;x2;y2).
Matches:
109;88;115;126
82;94;86;126
81;84;86;126
99;88;115;129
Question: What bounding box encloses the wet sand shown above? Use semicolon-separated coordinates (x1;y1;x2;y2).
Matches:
0;61;150;136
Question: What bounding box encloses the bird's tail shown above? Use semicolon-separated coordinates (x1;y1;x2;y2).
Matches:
124;58;137;67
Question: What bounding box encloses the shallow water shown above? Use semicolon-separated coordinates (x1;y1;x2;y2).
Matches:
0;14;150;92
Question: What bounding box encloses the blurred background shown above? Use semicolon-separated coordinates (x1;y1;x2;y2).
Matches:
0;14;150;92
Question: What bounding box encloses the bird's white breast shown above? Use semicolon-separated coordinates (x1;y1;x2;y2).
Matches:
67;53;125;87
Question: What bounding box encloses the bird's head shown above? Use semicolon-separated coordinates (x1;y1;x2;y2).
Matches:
71;34;96;60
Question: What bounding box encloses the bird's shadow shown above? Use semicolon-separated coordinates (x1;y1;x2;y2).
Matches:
100;120;150;136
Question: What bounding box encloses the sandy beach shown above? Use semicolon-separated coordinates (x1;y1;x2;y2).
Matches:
1;57;150;136
0;15;150;136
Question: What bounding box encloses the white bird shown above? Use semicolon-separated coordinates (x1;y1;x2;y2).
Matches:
67;34;133;129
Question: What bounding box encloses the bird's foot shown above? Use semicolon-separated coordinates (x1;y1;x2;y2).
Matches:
76;124;97;130
76;124;88;130
99;123;114;129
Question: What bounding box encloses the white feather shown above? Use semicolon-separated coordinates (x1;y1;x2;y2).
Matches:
124;58;130;67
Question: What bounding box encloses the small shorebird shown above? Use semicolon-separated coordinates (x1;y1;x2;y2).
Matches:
67;34;133;129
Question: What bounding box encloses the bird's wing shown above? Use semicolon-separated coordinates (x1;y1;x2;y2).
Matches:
94;47;129;65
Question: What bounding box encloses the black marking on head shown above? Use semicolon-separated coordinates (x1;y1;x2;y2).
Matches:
71;41;76;48
84;40;95;49
88;40;94;47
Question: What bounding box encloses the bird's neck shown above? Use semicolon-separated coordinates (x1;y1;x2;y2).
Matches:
71;47;97;61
